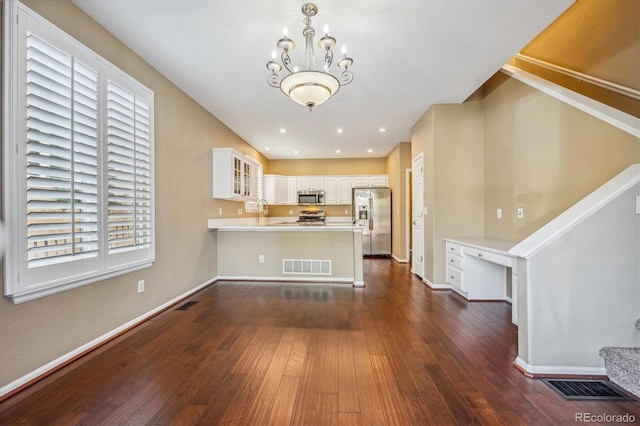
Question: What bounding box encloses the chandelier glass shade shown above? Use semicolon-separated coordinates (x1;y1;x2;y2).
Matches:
266;3;353;111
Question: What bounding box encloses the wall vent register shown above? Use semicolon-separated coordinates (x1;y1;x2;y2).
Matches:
283;259;331;275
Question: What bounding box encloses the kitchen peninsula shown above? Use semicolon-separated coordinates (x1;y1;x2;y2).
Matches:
208;218;364;287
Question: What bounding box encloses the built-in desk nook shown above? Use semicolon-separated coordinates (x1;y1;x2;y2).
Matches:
444;238;518;324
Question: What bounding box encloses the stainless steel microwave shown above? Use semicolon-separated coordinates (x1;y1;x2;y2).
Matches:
297;190;325;206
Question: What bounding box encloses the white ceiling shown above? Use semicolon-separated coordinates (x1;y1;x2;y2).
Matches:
72;0;574;160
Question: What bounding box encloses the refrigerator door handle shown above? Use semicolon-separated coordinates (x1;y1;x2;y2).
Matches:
369;198;373;230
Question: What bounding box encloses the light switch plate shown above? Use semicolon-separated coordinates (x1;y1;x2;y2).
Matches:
517;208;524;219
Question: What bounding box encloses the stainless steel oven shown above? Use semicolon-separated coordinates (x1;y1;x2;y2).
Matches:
297;190;325;206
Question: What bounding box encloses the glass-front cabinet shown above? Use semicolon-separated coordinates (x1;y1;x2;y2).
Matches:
212;148;260;201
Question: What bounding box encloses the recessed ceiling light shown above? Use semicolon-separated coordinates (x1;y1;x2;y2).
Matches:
378;127;386;133
367;149;373;153
293;150;299;154
335;149;341;153
265;147;270;151
336;128;343;134
280;128;287;133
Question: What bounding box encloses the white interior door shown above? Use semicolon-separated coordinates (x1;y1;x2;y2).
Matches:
412;153;424;278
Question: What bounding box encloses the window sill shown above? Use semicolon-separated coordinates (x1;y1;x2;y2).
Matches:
6;261;154;304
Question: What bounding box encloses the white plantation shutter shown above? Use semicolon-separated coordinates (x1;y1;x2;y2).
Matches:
4;4;155;303
25;34;100;268
134;96;152;247
106;81;152;252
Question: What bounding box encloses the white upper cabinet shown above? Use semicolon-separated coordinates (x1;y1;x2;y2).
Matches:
264;175;288;204
212;148;260;202
296;176;311;191
325;177;353;204
324;178;339;204
337;177;352;204
264;173;387;205
351;175;388;188
287;177;298;204
310;177;325;190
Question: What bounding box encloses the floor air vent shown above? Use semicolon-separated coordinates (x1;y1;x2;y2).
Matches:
283;259;331;275
542;379;636;401
175;301;198;311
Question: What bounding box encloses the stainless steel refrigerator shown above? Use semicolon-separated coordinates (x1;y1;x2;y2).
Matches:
352;187;391;256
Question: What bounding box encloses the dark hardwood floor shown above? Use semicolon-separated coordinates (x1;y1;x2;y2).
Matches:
1;259;638;425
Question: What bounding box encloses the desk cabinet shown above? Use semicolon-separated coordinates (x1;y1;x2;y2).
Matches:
446;242;465;292
445;238;518;325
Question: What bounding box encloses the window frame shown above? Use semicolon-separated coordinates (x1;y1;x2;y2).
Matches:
3;0;156;304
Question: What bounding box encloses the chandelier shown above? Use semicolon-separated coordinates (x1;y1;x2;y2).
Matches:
266;3;354;111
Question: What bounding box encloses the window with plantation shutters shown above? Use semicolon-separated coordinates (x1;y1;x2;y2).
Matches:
4;2;155;303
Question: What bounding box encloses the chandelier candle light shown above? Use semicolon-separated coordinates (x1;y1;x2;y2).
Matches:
266;3;354;111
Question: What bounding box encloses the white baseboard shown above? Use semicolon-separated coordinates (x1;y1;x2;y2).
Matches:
423;277;451;290
0;277;217;399
215;275;355;284
391;254;409;263
515;357;606;377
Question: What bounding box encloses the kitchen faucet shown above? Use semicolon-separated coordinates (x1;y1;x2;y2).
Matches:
256;199;268;226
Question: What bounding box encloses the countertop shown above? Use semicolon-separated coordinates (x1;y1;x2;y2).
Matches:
208;217;362;232
443;237;517;255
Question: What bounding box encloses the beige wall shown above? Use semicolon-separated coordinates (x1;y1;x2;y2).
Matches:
484;73;640;242
0;0;263;389
386;143;412;261
516;0;639;117
267;157;387;176
217;230;357;280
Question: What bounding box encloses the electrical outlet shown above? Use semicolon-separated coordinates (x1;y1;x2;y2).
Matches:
218;207;223;215
517;208;524;219
258;255;264;263
237;208;243;215
497;208;502;219
289;209;293;215
345;209;349;215
137;280;145;293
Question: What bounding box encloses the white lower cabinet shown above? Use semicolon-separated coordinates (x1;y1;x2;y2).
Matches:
446;242;465;294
